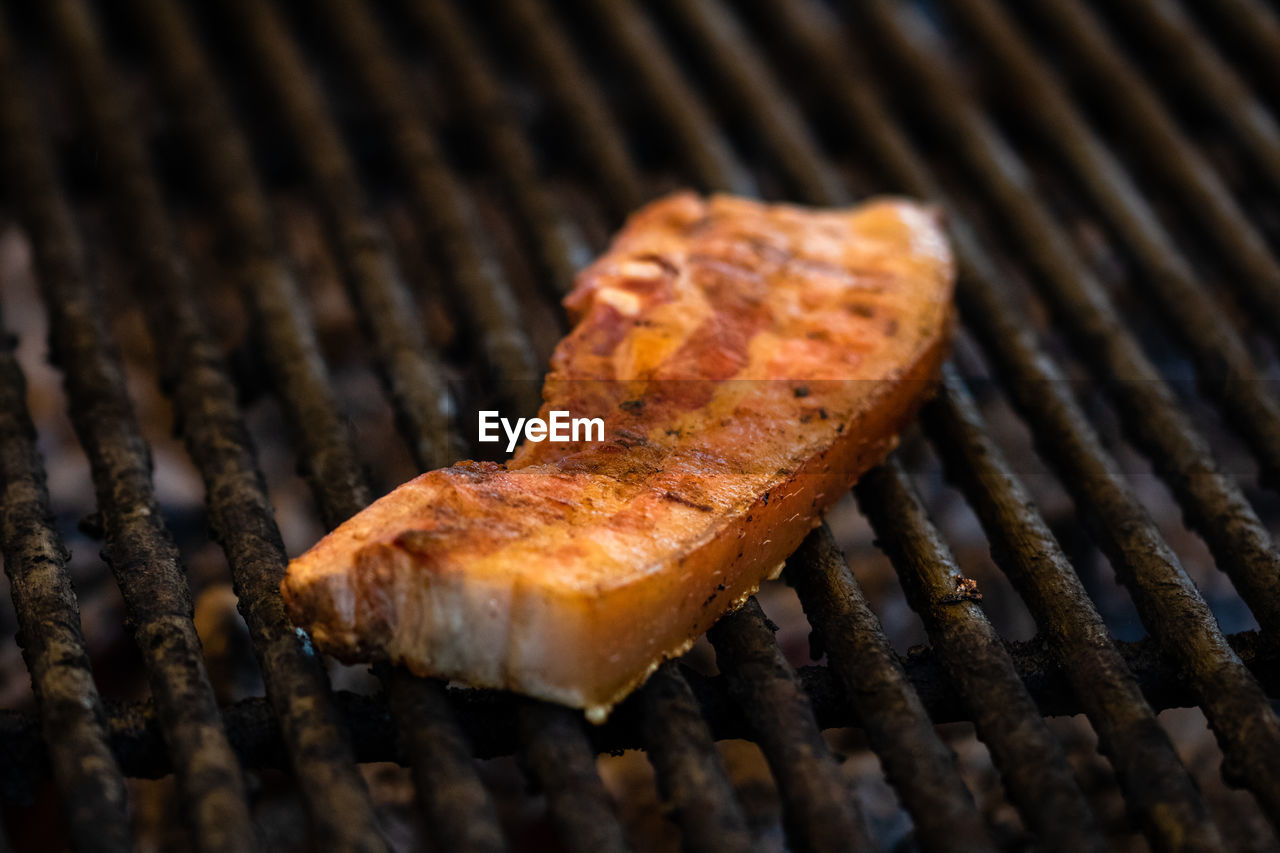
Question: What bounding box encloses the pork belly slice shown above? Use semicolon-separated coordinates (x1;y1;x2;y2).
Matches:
283;192;955;719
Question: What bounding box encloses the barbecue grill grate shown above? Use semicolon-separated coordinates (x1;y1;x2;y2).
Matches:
0;0;1279;850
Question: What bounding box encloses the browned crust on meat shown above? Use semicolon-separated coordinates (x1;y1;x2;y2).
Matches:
282;192;955;717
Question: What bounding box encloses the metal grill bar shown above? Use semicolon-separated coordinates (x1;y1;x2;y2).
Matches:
707;599;876;852
399;0;586;300
0;292;131;848
381;671;506;853
1108;0;1280;192
140;1;520;847
1194;0;1280;101
0;2;256;849
224;3;648;847
468;6;868;848
581;0;756;196
124;0;511;847
921;366;1226;850
643;2;1099;845
654;0;849;206
735;6;1225;839
1019;0;1280;342
945;0;1280;490
638;664;754;853
634;669;754;852
581;11;1018;835
939;0;1280;659
1;625;1276;794
735;0;1280;836
855;462;1104;852
222;1;788;845
548;1;1133;846
856;0;1280;644
264;2;644;847
517;703;634;853
496;0;645;218
126;0;370;533
220;0;458;471
848;0;1280;826
46;2;390;849
304;0;543;420
536;8;922;847
785;526;996;853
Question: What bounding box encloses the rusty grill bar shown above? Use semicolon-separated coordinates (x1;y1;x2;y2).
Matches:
0;0;1278;850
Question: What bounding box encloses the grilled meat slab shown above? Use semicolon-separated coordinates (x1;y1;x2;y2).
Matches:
283;193;955;718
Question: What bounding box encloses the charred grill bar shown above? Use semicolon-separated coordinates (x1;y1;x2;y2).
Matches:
0;2;256;849
921;368;1226;848
0;0;1277;850
854;462;1103;852
2;628;1279;779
